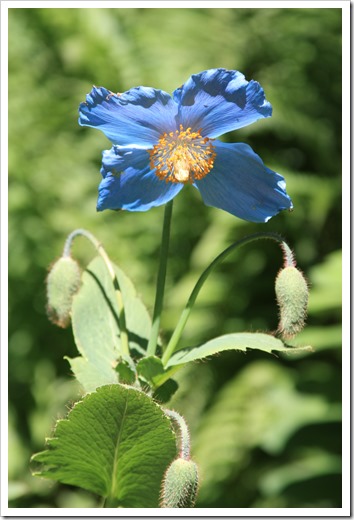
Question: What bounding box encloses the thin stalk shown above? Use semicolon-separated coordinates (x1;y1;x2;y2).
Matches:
146;201;173;356
162;231;287;366
63;229;130;357
164;409;191;460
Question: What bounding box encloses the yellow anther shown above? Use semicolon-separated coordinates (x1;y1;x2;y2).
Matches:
149;126;216;183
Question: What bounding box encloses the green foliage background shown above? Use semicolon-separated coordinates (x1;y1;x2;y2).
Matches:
8;7;342;508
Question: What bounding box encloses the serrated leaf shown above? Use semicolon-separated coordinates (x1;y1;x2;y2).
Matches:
67;256;152;392
31;385;176;507
165;333;313;368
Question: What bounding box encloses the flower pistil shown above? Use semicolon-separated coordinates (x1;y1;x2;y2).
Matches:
149;124;216;184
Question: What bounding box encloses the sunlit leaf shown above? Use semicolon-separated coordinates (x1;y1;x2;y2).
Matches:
67;256;152;392
166;333;312;368
31;385;176;507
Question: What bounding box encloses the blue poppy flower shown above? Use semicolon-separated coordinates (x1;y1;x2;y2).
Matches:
79;68;292;222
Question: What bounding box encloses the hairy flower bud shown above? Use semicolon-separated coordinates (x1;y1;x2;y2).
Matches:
161;458;199;508
46;256;81;328
275;266;308;340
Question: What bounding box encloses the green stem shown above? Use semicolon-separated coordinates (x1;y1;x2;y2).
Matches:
63;229;130;357
146;201;173;356
164;409;191;459
161;231;288;366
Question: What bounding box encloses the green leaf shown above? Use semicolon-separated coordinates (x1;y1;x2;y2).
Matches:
115;359;136;385
166;333;313;368
136;357;179;402
153;379;179;404
64;356;117;393
136;356;165;384
67;256;152;392
136;356;177;388
31;385;176;507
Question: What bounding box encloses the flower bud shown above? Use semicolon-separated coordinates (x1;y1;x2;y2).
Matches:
275;266;308;340
161;458;199;508
46;256;81;328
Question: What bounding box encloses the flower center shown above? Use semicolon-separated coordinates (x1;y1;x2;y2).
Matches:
149;125;216;183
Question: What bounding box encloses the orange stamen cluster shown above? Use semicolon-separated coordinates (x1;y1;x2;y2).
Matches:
149;125;216;183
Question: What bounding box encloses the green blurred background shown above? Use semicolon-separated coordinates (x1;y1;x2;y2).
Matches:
8;7;342;508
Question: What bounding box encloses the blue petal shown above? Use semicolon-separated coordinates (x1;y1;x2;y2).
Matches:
100;146;149;179
194;141;292;222
98;147;183;211
173;68;272;139
79;86;178;147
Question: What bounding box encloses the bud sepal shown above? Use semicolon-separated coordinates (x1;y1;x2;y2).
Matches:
161;457;199;508
275;265;309;340
46;256;82;328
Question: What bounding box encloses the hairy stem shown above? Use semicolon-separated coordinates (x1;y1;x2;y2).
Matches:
63;228;130;357
164;409;191;459
162;231;291;366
